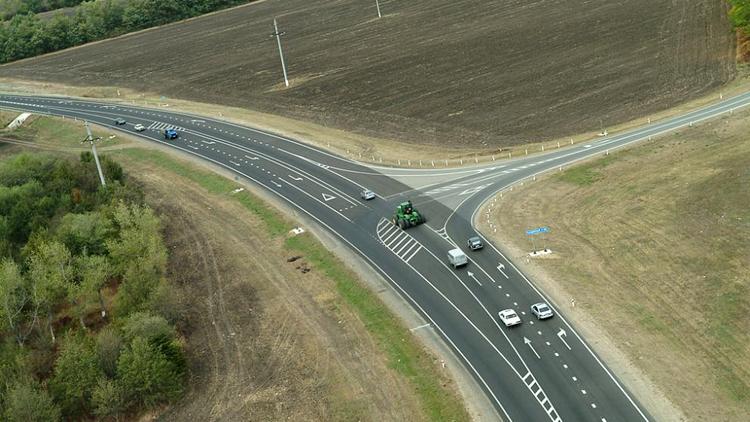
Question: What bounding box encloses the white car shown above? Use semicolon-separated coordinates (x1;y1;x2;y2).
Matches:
360;189;375;200
134;124;146;132
530;302;554;320
498;309;522;327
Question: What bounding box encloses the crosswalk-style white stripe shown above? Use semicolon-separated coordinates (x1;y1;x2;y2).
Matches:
147;121;186;131
376;218;423;263
521;371;561;422
424;182;470;196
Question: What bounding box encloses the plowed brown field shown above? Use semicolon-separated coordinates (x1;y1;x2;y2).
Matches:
0;0;736;147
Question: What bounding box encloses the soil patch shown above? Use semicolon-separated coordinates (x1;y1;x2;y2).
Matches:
0;0;735;149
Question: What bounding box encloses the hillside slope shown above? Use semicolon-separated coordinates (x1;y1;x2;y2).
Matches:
0;0;735;147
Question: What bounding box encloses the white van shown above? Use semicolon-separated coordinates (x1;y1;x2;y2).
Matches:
447;248;468;268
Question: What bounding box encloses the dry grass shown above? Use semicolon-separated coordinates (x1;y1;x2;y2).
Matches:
480;108;750;420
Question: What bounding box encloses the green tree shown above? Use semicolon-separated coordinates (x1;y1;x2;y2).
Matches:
0;339;30;411
77;253;112;320
95;326;122;378
108;203;167;315
27;240;73;343
3;381;61;422
121;311;174;343
56;211;114;256
149;278;186;326
92;378;125;419
42;13;74;51
49;334;102;418
730;1;750;31
117;336;183;408
0;259;28;344
3;14;42;61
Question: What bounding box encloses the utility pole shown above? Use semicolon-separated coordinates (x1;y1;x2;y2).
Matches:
375;0;382;18
271;18;289;87
82;121;106;186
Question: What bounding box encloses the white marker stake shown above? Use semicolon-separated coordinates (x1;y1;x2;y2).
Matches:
524;337;541;359
557;328;572;350
467;271;482;287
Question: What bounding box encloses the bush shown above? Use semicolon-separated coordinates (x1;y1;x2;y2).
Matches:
3;381;61;422
56;211;114;256
91;378;125;419
121;311;174;343
95;327;122;378
730;1;750;32
117;336;184;408
48;334;102;418
148;278;187;327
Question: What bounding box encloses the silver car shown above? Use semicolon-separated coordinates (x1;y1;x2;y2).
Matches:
360;189;375;200
530;302;554;320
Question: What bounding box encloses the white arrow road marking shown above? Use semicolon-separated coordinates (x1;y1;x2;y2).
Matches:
244;155;258;160
557;328;572;350
229;161;241;167
289;175;303;181
497;263;509;279
467;271;482;286
271;181;282;188
524;337;541;359
322;193;336;202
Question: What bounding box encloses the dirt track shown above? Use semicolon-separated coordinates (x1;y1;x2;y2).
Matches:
0;0;735;148
129;159;428;421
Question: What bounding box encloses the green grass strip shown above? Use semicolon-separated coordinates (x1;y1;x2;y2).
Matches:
286;233;470;422
120;146;470;421
117;148;288;237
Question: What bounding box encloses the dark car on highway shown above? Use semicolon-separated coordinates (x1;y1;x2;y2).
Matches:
114;118;126;125
467;236;484;250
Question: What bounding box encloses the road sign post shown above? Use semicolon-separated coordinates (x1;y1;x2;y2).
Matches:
526;226;550;254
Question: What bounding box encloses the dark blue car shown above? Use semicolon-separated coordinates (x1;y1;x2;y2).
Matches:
164;128;178;139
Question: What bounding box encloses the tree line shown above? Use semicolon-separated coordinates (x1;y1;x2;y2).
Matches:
0;152;186;420
730;1;750;32
0;0;84;21
0;0;247;64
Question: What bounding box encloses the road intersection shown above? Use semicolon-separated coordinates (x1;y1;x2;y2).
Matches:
3;91;750;421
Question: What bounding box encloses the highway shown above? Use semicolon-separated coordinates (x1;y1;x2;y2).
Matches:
3;91;750;421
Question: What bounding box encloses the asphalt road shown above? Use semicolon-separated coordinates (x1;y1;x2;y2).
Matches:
3;91;750;421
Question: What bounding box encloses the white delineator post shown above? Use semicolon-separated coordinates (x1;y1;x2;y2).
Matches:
272;18;289;87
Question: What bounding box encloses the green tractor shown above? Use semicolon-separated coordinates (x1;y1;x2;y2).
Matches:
391;200;425;229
